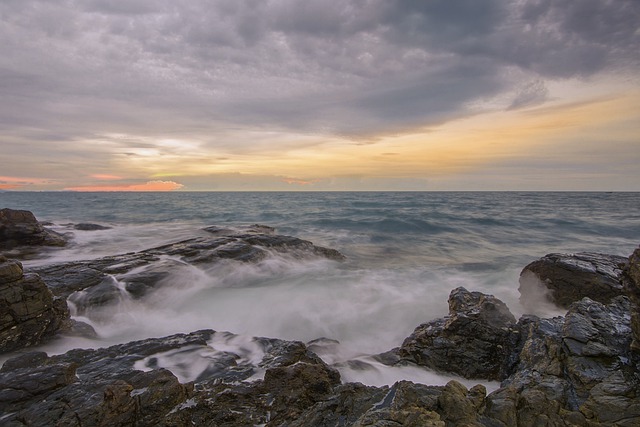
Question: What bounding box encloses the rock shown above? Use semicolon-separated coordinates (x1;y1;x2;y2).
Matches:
0;208;66;249
262;362;341;424
486;296;639;426
33;225;345;313
73;223;112;231
519;252;627;308
0;255;24;282
623;246;640;353
0;257;71;352
398;287;519;380
0;329;339;426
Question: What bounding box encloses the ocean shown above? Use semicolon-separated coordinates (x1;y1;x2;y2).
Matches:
1;191;639;388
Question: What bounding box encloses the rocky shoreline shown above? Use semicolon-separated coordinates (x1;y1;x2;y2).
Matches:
1;208;639;426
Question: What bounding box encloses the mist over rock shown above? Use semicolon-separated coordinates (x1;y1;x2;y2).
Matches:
0;330;338;426
72;223;112;231
32;224;346;314
519;252;627;308
398;287;519;381
1;210;638;425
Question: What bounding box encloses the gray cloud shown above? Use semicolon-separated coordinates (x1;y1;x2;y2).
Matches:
507;80;549;110
0;0;638;174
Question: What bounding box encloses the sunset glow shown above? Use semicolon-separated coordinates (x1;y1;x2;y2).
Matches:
0;1;638;191
65;181;185;192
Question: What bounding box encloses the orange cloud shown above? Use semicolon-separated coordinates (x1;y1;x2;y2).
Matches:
90;174;123;180
0;184;21;190
65;180;184;192
281;177;320;186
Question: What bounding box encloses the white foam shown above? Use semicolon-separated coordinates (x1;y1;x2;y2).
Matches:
337;356;501;392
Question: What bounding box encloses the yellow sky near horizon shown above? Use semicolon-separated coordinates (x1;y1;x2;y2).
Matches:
127;91;639;186
2;89;638;192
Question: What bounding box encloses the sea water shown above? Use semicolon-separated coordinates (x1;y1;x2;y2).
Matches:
1;191;639;388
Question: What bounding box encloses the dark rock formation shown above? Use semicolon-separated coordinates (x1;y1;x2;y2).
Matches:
519;252;627;308
398;287;519;380
2;222;638;427
2;287;639;426
623;246;640;353
73;223;112;231
395;281;640;425
486;296;639;426
0;256;71;353
0;208;66;249
0;329;339;426
32;225;345;314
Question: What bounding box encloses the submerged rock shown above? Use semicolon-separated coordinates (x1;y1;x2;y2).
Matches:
519;252;627;308
73;223;112;231
398;287;519;380
0;208;67;250
0;256;71;353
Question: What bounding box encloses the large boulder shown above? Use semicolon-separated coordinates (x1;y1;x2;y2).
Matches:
0;255;71;352
519;252;627;308
0;208;66;249
398;287;519;381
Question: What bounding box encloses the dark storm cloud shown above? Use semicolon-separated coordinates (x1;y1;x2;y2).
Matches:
0;0;638;151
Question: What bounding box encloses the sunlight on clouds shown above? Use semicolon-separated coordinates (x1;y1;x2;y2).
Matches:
80;91;639;191
65;180;184;192
231;91;640;182
90;174;123;180
0;176;56;189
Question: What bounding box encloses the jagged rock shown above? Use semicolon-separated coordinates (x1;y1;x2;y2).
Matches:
519;252;627;308
623;246;640;353
0;256;71;352
485;296;639;426
398;287;519;380
0;208;66;249
0;329;333;426
262;362;341;424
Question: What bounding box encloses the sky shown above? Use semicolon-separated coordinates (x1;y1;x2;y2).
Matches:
1;0;639;192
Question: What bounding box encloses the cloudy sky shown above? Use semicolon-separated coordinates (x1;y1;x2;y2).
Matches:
1;0;639;191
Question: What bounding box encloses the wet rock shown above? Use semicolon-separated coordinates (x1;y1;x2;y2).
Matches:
0;255;24;282
486;296;639;426
33;226;345;313
0;329;334;426
623;246;640;353
520;252;627;308
0;257;71;352
398;287;519;380
0;208;66;249
262;362;341;424
73;223;112;231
